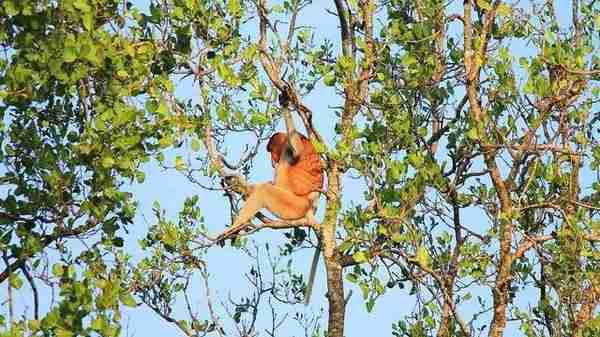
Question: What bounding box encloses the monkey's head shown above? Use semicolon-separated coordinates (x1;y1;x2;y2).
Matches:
267;132;288;167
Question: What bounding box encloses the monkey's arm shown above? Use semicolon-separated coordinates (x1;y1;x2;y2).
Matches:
284;108;304;158
279;93;304;159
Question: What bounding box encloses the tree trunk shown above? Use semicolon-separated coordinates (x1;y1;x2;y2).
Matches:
321;166;345;337
324;255;345;337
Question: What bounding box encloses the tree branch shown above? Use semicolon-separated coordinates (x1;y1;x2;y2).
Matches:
333;0;351;57
20;264;39;320
0;217;98;283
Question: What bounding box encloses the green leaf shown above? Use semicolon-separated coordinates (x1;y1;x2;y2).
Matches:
338;240;353;253
156;99;169;115
476;0;492;11
497;4;511;16
227;0;242;16
323;73;336;86
337;55;354;72
191;138;201;152
73;0;91;12
162;78;174;92
63;47;78;63
311;139;327;154
112;237;124;247
117;70;129;80
82;13;94;31
52;263;63;277
352;251;369;263
67;265;76;278
101;155;116;168
216;62;239;86
55;328;73;337
162;225;178;246
575;131;586;144
391;232;402;243
91;316;104;331
217;103;229;121
407;152;423;168
9;274;23;289
145;99;158;113
173;6;184;19
359;281;369;299
175;156;186;171
416;246;431;269
28;319;40;331
519;57;529;69
466;127;479;140
366;298;375;312
120;292;138;307
3;1;18;16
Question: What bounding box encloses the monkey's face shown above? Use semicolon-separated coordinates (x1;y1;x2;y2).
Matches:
267;132;288;167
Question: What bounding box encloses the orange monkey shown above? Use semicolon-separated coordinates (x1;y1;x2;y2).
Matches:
217;95;323;241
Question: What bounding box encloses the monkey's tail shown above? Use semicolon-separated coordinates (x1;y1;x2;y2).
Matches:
304;240;321;305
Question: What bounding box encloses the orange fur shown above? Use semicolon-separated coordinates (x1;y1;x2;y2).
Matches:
219;131;323;240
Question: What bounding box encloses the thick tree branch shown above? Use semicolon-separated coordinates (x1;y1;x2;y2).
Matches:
357;0;375;101
573;284;600;335
464;2;515;337
333;0;351;57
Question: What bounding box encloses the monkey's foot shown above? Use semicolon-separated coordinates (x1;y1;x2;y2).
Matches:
215;223;252;246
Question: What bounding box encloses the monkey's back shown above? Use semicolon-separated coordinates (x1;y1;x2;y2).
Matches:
287;137;323;196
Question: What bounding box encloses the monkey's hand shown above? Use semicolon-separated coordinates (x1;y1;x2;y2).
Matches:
279;90;291;107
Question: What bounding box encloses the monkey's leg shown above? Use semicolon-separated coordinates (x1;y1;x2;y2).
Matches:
218;183;311;241
235;182;311;223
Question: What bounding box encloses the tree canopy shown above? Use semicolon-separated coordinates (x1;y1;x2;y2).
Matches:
1;1;599;337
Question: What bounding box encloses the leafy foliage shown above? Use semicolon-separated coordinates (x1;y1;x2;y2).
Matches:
0;0;175;335
1;1;599;337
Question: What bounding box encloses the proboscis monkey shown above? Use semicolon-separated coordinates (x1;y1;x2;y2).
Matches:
216;93;323;242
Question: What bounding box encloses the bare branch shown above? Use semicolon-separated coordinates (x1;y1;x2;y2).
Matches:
20;264;39;320
333;0;351;57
